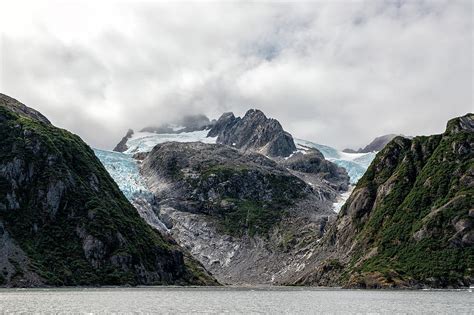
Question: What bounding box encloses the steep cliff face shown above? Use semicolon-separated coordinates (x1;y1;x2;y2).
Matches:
208;109;297;157
284;114;474;288
0;94;215;287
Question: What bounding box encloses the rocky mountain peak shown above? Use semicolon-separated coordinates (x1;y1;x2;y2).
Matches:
208;109;297;157
207;112;238;138
243;108;266;120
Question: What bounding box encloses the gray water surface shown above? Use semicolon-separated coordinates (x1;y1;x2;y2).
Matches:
0;287;472;314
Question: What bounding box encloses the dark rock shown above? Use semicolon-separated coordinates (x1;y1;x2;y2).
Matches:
141;142;311;221
281;150;349;191
208;109;297;157
113;129;134;152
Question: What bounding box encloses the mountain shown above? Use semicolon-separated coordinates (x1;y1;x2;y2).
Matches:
0;94;215;287
343;134;401;153
282;113;474;288
136;141;345;284
107;108;357;284
208;109;296;157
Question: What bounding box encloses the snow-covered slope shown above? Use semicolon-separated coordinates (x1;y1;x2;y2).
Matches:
294;138;376;184
124;130;217;154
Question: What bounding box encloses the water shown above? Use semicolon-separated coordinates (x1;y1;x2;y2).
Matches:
0;287;472;314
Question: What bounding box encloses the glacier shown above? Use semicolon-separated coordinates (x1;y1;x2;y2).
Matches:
94;129;218;200
93;148;152;201
93;148;169;234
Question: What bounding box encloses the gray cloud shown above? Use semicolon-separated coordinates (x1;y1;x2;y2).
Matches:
0;0;472;150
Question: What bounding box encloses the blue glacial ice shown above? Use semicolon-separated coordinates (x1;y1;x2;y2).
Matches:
93;148;152;201
94;148;170;234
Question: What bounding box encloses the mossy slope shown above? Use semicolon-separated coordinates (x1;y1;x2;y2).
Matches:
292;114;473;288
0;94;216;286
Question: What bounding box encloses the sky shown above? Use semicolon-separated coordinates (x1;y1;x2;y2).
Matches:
0;0;472;150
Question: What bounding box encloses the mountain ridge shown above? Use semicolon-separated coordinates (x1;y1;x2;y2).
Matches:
282;113;474;288
0;94;216;287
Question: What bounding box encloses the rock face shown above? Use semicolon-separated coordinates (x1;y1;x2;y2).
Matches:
283;113;474;288
0;94;215;287
139;142;338;284
208;109;297;157
113;129;134;152
343;134;401;153
281;150;350;192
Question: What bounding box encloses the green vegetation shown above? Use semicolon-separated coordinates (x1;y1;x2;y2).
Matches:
188;165;307;237
343;116;473;287
0;105;214;286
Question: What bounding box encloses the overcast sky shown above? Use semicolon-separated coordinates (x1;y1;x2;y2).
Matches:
1;0;472;150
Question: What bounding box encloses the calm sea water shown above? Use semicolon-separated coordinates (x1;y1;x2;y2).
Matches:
0;287;472;314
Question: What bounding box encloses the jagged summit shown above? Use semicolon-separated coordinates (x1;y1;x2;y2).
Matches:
207;109;297;157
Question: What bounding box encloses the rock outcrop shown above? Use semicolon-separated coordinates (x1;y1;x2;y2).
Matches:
208;109;297;157
138;142;337;284
0;94;216;287
282;113;474;288
113;129;134;152
281;149;350;192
